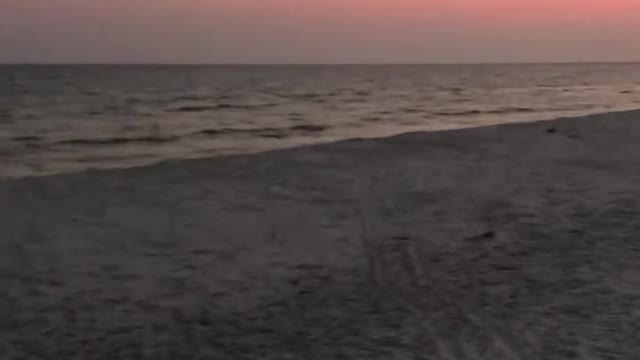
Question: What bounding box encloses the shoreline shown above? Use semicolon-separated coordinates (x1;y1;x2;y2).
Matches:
3;109;640;358
3;107;640;183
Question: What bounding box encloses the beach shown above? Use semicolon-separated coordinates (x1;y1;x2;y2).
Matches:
2;109;640;359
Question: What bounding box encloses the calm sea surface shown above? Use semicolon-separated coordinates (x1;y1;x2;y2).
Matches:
1;64;639;178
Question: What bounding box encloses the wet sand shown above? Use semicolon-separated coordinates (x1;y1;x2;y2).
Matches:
2;110;640;359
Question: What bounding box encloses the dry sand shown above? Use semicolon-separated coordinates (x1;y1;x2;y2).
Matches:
2;110;640;359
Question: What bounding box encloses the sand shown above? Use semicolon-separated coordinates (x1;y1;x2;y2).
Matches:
2;110;640;359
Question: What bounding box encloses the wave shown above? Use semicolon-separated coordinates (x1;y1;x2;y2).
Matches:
361;116;382;122
195;124;329;137
434;110;483;116
352;90;371;96
170;95;211;102
258;89;346;103
435;107;536;116
288;124;329;132
400;108;425;114
485;107;536;114
340;97;368;103
11;135;42;142
170;105;218;112
169;103;278;112
53;124;331;147
58;135;179;146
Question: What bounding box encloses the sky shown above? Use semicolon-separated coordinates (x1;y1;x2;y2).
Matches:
1;0;639;64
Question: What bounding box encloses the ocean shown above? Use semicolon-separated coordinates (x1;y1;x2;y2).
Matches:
1;63;639;179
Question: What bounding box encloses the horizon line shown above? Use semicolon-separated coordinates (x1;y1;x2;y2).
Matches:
1;61;639;66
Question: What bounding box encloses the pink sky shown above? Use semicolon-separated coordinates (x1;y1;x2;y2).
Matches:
1;0;639;63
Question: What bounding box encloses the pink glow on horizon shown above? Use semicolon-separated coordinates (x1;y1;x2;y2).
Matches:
1;0;639;63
